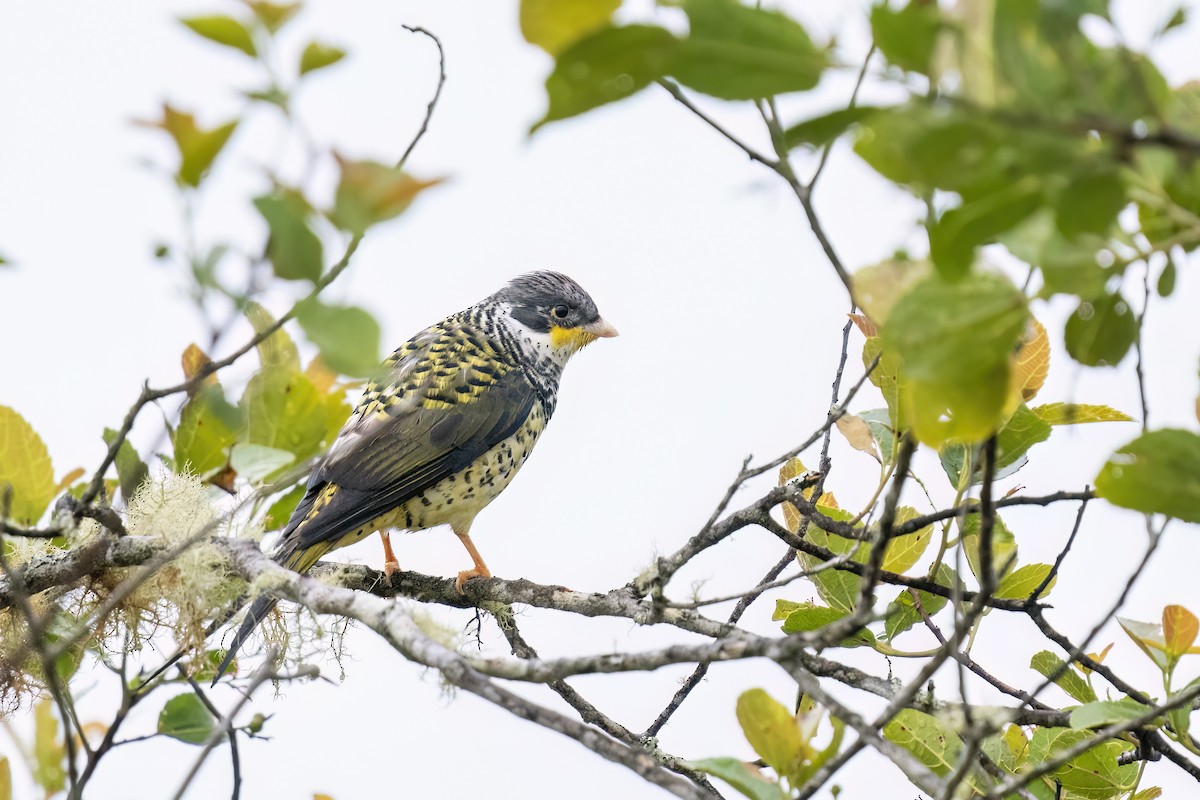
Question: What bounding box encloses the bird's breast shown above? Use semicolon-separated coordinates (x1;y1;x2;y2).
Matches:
391;404;548;533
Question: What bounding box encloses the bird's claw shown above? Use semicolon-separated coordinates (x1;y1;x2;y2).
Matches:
455;566;492;594
383;560;401;579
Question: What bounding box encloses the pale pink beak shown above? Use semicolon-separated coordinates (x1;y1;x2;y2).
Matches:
582;317;619;338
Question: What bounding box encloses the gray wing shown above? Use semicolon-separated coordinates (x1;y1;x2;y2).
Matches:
278;324;537;555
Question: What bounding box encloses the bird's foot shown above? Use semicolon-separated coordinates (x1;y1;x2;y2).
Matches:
383;560;401;578
455;565;492;594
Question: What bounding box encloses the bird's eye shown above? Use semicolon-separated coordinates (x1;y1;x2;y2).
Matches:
551;304;570;319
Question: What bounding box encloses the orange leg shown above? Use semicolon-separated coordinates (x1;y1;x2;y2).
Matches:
453;524;491;593
380;530;400;578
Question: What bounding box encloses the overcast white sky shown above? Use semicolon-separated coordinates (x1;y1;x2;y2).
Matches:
2;1;1198;798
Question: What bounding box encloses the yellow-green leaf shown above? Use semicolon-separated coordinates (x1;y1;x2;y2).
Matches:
735;689;802;777
1027;728;1137;799
995;563;1055;600
688;757;786;800
0;755;11;800
246;2;301;33
883;271;1028;383
1030;651;1097;704
884;709;985;793
299;41;346;75
102;428;150;503
1031;403;1133;425
0;405;56;526
240;368;325;461
264;484;305;531
880;506;933;574
33;699;65;794
245;302;301;372
851;259;929;326
173;384;243;477
180;15;257;57
520;0;620;54
158;693;220;745
140;104;239;188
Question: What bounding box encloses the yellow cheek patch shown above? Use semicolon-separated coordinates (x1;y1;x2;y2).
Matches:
549;326;598;351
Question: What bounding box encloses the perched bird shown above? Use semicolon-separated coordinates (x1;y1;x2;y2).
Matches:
213;271;616;682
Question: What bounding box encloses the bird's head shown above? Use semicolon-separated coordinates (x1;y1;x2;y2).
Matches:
493;271;618;357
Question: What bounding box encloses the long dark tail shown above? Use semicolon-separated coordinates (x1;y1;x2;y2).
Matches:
211;594;279;685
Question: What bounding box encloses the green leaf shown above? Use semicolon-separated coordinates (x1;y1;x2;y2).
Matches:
982;724;1029;775
240;368;325;461
1031;403;1133;425
33;699;65;794
246;2;301;33
1027;728;1137;799
735;689;803;777
883;709;984;793
329;158;443;235
780;603;875;648
299;41;346;75
520;0;620;54
929;178;1043;280
1064;292;1137;367
1056;168;1126;237
1157;256;1177;297
995;563;1055;600
0;405;56;526
1095;429;1200;522
533;25;678;131
1118;617;1171;670
796;506;866;614
0;755;11;800
264;484;305;531
881;506;932;574
862;338;909;431
940;404;1053;487
157;693;220;745
173;384;243;477
296;301;382;377
229;442;296;484
961;513;1018;584
885;564;954;641
688;757;786;800
883;272;1027;384
1133;788;1164;800
870;1;942;75
244;301;301;372
783;106;882;150
102;428;149;503
1030;651;1098;704
189;648;237;684
859;408;897;464
41;609;85;684
670;0;827;100
1069;699;1151;730
180;15;257;57
143;105;239;188
254;192;323;282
